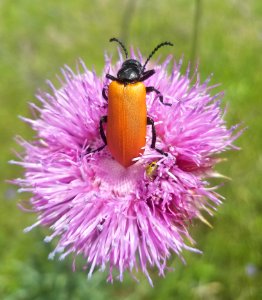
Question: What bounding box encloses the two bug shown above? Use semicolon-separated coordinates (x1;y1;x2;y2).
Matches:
93;38;173;168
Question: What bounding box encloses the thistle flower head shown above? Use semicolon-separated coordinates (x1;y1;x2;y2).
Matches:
12;49;241;284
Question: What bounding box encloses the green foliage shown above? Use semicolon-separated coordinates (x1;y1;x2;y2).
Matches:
1;0;261;299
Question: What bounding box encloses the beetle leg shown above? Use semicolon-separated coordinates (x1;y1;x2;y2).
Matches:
89;116;108;153
106;74;118;81
146;86;171;106
147;116;167;156
140;69;155;81
102;87;108;101
99;116;107;144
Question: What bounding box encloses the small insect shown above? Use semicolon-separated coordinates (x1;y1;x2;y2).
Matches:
145;161;159;180
95;37;173;168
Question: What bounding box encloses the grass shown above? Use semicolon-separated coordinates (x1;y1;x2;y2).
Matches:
1;0;261;299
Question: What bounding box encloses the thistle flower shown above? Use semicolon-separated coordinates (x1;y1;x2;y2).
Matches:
11;49;241;285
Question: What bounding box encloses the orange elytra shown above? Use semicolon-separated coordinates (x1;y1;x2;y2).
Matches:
107;81;147;167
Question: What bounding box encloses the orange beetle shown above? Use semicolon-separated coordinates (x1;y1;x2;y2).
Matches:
95;38;173;168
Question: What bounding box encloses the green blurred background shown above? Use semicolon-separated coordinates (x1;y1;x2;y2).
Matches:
1;0;261;299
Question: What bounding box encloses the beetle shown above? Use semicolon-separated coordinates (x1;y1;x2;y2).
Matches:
145;161;158;180
93;37;173;168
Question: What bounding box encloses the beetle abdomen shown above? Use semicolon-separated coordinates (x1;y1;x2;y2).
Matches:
107;81;147;167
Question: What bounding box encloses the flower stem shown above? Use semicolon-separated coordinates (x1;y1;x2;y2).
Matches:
120;0;137;45
190;0;202;72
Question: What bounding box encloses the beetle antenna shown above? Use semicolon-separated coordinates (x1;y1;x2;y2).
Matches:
109;38;128;59
142;41;173;72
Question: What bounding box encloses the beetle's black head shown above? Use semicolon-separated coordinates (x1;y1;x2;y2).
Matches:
109;37;173;84
117;59;142;83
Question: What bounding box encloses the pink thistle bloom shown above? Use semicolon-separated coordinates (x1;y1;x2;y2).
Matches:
11;49;242;285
